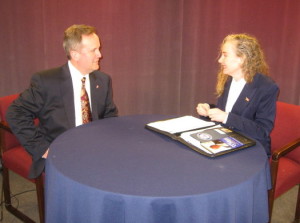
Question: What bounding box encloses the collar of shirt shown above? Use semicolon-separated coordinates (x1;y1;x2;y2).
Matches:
68;61;92;126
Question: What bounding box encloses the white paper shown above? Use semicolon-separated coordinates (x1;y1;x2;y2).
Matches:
147;116;215;134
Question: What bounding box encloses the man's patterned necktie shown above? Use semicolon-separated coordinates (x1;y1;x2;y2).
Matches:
81;77;92;124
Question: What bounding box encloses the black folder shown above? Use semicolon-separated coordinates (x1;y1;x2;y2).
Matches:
145;116;256;157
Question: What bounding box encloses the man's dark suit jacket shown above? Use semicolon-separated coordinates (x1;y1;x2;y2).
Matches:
216;73;279;156
6;63;118;178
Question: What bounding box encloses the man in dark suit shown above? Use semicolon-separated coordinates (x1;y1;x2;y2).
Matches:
196;34;279;157
6;24;118;178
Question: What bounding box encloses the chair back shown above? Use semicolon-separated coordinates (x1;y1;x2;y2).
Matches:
270;101;300;163
0;94;20;153
0;94;45;223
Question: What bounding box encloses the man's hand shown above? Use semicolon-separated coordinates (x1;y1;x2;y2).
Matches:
42;149;49;159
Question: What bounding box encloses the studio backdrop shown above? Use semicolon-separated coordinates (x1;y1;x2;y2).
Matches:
0;0;299;116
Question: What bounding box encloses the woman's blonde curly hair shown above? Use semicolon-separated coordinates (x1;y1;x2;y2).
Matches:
216;34;269;97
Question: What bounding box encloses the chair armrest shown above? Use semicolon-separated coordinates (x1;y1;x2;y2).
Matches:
0;121;12;133
271;138;300;161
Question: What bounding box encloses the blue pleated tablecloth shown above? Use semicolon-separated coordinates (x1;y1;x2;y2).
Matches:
45;115;271;223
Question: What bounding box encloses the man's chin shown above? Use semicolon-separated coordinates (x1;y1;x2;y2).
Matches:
93;65;100;71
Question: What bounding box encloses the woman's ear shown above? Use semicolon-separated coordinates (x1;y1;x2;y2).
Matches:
239;55;246;65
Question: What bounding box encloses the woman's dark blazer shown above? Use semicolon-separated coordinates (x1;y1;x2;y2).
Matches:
217;73;279;156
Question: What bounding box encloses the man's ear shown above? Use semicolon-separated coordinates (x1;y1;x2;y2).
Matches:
70;50;80;61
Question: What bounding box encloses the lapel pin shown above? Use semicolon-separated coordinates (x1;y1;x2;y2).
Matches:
96;85;100;89
245;97;250;102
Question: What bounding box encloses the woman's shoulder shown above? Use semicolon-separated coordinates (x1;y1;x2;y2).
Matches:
254;73;277;86
253;73;279;93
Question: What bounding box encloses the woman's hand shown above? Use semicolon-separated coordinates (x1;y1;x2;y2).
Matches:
207;108;228;123
196;103;210;116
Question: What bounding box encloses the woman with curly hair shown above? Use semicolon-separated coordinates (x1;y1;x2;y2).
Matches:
196;33;279;156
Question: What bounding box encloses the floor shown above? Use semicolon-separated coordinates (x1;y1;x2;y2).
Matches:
0;170;299;223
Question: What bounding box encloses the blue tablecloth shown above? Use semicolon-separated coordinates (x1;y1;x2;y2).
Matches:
45;115;271;223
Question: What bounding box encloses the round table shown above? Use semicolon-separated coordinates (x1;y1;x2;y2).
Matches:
45;115;271;223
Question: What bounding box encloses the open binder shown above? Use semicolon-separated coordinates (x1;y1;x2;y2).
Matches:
145;116;256;157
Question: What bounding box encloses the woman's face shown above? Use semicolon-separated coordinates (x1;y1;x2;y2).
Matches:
218;41;244;79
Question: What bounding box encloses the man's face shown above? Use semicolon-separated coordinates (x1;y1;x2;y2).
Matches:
72;33;102;74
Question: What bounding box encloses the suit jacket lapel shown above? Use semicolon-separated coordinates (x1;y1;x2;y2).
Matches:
217;79;231;110
89;72;103;120
60;64;76;128
231;79;257;114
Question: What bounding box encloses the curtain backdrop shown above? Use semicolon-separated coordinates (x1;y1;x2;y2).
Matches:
1;0;299;117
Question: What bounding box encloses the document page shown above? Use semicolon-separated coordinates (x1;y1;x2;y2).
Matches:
146;116;215;134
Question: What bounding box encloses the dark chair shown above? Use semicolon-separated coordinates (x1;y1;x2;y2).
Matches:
269;101;300;223
0;94;44;223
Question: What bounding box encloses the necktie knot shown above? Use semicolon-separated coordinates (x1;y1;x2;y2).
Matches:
81;77;86;87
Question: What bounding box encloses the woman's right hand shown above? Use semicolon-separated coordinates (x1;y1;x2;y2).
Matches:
196;103;210;116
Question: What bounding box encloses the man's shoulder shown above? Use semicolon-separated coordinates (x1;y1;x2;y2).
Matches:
90;70;112;81
33;64;68;78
